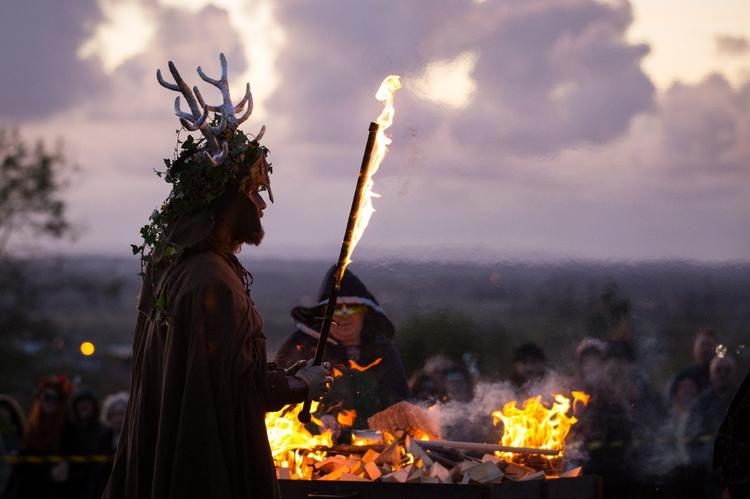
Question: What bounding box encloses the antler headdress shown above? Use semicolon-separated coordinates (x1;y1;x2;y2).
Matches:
133;54;273;275
156;52;265;167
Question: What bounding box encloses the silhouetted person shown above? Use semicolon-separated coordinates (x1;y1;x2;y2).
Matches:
100;392;128;452
60;389;112;499
509;342;548;394
682;355;739;499
17;375;73;499
0;395;26;498
673;328;718;395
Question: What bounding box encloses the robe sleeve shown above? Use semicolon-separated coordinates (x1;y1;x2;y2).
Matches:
201;280;307;412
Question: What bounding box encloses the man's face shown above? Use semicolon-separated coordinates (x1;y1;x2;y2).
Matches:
513;359;546;384
580;354;605;388
230;187;267;246
75;399;95;422
693;333;717;367
710;356;736;392
330;304;366;346
42;390;60;415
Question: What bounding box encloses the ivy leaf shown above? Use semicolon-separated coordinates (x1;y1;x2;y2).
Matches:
155;294;166;310
181;135;195;150
164;246;177;257
131;244;143;255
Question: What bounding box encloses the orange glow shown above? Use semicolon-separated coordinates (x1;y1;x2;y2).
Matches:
336;409;357;428
332;367;344;378
80;341;96;356
341;75;402;273
348;357;383;372
265;402;333;479
492;392;589;463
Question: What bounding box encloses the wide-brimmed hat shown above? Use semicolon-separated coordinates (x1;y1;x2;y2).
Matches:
292;265;395;339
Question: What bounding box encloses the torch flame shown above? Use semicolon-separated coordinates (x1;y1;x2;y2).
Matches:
343;75;402;270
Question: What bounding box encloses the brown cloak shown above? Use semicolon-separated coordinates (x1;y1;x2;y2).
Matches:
103;250;302;499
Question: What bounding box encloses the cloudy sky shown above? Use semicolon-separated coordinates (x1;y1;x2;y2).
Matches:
1;0;749;262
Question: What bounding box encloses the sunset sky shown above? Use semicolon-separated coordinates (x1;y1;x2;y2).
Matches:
1;0;748;262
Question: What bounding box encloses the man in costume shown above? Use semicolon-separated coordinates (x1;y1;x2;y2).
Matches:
103;54;331;499
275;266;408;437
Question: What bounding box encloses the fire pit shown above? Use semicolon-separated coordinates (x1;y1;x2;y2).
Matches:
266;391;595;496
279;476;602;499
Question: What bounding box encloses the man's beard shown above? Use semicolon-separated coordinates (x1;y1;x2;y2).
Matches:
234;197;265;246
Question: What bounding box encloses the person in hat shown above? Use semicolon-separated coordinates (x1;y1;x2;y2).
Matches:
275;266;409;437
102;54;331;499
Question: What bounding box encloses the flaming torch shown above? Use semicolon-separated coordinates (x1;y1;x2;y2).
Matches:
298;75;402;423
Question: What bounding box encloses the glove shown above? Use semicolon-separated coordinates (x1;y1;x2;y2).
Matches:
284;360;308;376
293;360;333;400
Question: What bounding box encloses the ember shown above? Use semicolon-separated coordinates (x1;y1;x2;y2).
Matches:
348;357;383;372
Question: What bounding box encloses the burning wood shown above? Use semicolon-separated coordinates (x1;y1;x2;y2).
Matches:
266;391;589;485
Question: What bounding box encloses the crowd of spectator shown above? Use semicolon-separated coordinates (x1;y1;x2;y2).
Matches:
0;279;745;499
0;377;127;499
405;328;746;499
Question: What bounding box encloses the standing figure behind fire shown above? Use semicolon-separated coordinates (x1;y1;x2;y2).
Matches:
275;267;409;437
16;375;72;499
103;54;330;499
509;342;549;396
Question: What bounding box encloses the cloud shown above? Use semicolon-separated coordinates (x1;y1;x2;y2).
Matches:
0;0;107;119
715;34;750;56
1;0;749;261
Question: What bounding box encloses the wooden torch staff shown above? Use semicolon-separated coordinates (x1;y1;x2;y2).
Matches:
298;122;381;424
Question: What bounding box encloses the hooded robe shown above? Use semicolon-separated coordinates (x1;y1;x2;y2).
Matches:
275;267;408;428
103;249;302;499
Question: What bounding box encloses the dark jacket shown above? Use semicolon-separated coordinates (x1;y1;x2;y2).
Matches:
275;266;409;427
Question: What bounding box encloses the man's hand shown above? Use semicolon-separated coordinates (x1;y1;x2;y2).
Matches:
293;360;333;400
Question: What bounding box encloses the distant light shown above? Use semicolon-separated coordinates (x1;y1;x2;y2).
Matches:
80;342;96;356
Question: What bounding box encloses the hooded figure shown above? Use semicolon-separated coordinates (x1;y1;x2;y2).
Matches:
59;389;112;499
102;54;330;499
275;266;409;431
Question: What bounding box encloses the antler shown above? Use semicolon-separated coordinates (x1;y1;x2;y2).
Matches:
157;60;224;164
157;53;255;167
196;53;254;130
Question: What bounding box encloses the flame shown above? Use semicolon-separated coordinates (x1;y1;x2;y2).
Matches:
337;409;357;428
348;357;383;372
332;367;344;378
342;75;402;272
265;402;333;479
491;392;589;462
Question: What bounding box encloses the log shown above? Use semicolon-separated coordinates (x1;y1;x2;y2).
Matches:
420;439;560;456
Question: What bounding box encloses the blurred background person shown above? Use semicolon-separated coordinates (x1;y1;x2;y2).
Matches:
100;392;128;451
682;354;739;499
0;395;26;498
574;337;608;392
275;266;408;436
60;388;112;499
674;328;718;394
509;342;548;394
16;375;72;499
